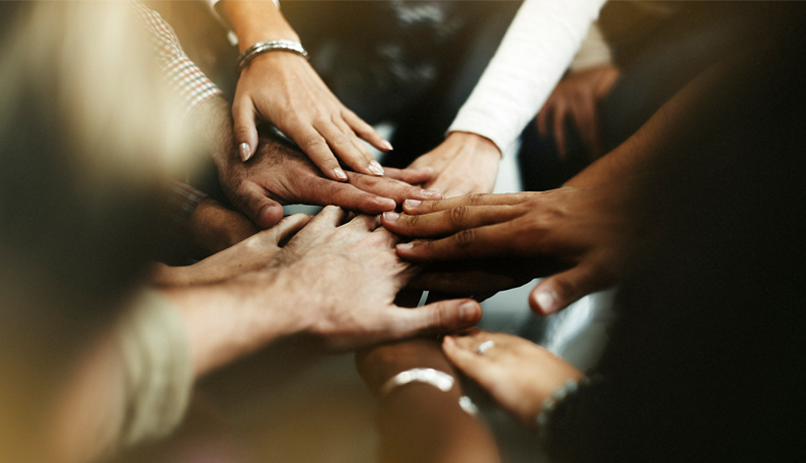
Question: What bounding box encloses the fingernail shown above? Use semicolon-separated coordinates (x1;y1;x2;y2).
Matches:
369;160;385;176
459;302;478;323
334;167;348;180
382;211;399;222
424;190;442;199
404;199;421;208
536;291;557;314
376;197;396;210
381;140;394;151
239;143;251;162
397;242;414;251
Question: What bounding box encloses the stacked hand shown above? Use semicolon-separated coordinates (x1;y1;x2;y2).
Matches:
383;184;636;315
217;130;441;229
442;329;582;427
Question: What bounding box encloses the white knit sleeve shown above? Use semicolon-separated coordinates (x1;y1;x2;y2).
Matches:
447;0;606;153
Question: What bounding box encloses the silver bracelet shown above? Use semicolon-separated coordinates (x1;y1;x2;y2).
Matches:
236;39;308;74
380;368;454;396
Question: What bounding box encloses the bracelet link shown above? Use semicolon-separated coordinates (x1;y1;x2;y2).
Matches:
236;39;308;74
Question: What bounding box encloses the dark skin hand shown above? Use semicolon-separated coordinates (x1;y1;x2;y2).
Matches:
383;184;641;315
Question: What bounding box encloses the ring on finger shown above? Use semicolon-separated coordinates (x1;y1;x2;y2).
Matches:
476;340;495;355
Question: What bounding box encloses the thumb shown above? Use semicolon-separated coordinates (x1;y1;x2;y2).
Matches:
529;262;610;315
235;183;285;229
232;99;259;162
390;298;482;337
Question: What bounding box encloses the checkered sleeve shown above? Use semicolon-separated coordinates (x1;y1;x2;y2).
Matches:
163;180;208;241
131;1;223;113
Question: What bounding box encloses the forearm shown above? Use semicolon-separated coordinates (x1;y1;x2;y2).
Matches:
358;339;501;463
159;275;297;377
218;0;298;50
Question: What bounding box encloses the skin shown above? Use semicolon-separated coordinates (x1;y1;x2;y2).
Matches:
197;96;440;230
407;132;502;198
219;0;392;179
537;65;620;159
161;206;483;377
442;329;583;427
383;184;637;315
356;339;502;463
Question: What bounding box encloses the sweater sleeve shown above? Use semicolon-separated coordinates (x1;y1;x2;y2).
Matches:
447;0;606;153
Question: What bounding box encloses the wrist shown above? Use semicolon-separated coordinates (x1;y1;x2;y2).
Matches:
448;131;502;159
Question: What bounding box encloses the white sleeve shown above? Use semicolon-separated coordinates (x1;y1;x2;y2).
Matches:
447;0;606;153
568;22;613;73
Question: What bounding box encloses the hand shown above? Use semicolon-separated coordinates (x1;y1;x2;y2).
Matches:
382;184;637;315
262;206;483;351
537;65;620;159
217;131;441;229
233;52;392;179
442;329;582;427
184;197;260;258
152;214;311;287
407;132;501;198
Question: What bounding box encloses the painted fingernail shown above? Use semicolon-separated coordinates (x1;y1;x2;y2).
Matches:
382;211;399;222
239;143;251;162
460;302;478;323
404;199;421;208
397;242;414;251
381;140;394;151
536;291;557;314
334;167;348;180
369;160;385;176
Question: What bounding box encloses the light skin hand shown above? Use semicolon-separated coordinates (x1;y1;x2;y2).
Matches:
408;132;502;198
220;0;391;178
537;65;620;159
442;329;582;427
163;206;482;376
383;185;636;315
152;213;311;287
217;130;442;229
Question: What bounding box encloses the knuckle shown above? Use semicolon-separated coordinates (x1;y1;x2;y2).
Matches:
452;228;476;248
449;205;470;227
466;194;486;206
304;135;327;149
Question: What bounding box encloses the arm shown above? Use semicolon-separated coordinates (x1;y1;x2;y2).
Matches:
216;0;392;179
159;207;483;377
356;339;502;463
410;0;605;197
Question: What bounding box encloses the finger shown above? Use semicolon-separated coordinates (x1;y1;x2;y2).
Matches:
265;213;312;245
293;123;349;182
386;298;482;338
382;205;524;239
315;119;383;177
305;175;398;213
332;115;386;176
395;221;521;262
232;183;285;229
346;172;442;205
383;166;434;186
553;102;568;159
402;192;539;215
442;335;491;378
529;260;612;316
307;205;349;229
345;213;382;232
232;98;259;162
342;109;393;152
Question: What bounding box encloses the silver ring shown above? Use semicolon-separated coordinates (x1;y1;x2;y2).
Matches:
476;340;495;355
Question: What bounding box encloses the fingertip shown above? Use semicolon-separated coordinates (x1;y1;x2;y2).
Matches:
374;197;396;211
402;199;422;212
369;160;385;176
257;204;284;229
530;287;559;316
333;167;348;181
459;300;482;325
239;142;252;162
